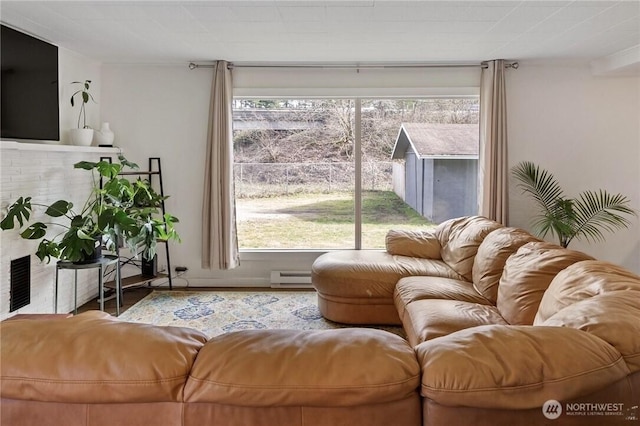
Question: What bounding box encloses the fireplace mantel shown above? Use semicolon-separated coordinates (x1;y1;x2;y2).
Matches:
1;140;120;154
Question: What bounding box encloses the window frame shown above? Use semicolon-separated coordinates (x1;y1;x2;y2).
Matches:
233;94;480;253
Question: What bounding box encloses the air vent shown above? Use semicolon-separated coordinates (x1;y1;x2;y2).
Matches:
10;256;30;312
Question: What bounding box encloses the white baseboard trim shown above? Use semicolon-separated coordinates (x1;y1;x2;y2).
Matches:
151;277;273;288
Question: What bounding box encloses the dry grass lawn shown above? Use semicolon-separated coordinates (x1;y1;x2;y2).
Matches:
236;191;434;249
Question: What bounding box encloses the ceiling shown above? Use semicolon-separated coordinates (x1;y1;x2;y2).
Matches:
1;0;639;71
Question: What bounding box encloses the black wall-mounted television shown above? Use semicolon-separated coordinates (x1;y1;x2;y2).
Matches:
1;24;60;141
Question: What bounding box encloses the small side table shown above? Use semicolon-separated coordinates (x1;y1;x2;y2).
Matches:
55;255;121;316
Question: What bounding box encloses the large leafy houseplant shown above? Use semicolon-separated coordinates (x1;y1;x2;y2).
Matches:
1;155;179;263
511;161;636;248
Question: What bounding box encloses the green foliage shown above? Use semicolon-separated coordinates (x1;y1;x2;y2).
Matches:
75;160;122;178
20;222;47;240
70;80;95;129
512;161;636;248
0;197;32;229
36;239;59;263
1;154;180;263
45;200;72;217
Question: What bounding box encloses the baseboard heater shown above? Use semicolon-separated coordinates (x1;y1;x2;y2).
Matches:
270;271;313;289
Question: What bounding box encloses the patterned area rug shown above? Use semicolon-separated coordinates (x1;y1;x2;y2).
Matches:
117;290;405;338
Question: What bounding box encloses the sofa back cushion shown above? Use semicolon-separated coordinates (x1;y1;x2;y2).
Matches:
435;216;503;282
535;260;640;372
497;242;593;325
471;227;539;304
184;328;420;406
385;229;441;259
0;311;207;403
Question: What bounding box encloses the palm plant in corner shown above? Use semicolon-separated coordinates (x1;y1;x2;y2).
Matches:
511;161;636;248
1;155;180;263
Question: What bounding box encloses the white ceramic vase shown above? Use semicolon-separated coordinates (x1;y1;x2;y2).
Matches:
70;128;94;146
94;122;115;146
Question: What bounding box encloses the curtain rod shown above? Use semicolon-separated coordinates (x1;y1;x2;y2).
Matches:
187;61;519;71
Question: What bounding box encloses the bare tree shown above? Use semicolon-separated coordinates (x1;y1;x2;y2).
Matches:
233;98;479;164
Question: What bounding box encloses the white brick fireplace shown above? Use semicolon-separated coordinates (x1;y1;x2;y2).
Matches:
0;142;120;320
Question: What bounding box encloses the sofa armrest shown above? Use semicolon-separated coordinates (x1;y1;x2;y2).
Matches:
385;229;441;259
415;325;630;410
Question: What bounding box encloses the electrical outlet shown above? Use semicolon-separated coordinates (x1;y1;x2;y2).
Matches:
175;266;188;272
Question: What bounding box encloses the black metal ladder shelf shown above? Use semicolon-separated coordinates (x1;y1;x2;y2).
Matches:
100;157;173;294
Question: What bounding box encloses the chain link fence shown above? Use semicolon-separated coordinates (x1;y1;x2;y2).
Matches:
234;162;394;198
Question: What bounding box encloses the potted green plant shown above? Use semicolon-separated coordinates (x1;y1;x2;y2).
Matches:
511;161;636;248
69;80;95;146
1;155;180;263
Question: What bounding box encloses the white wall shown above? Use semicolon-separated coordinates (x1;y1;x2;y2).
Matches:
233;66;480;97
507;62;640;273
59;47;102;144
100;62;640;286
100;65;209;286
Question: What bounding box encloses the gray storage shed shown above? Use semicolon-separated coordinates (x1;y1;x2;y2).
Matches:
391;123;478;224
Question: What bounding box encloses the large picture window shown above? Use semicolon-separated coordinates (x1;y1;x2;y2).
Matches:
233;98;479;250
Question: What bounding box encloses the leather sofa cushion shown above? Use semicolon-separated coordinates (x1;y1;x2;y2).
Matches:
184;328;420;406
402;299;506;347
0;311;207;403
394;276;490;321
416;325;630;409
471;227;539;304
312;250;463;299
536;260;640;372
435;216;503;282
385;229;441;259
536;260;640;323
543;293;640;373
497;242;593;325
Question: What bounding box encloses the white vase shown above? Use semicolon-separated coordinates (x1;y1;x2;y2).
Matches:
70;128;94;146
94;122;115;146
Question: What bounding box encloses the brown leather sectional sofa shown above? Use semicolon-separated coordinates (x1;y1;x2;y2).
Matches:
2;216;639;425
1;313;421;426
313;215;640;425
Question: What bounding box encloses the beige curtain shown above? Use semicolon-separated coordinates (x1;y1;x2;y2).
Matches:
478;59;508;224
202;60;239;269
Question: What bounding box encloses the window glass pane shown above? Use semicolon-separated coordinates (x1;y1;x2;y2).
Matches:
233;99;355;249
360;98;480;249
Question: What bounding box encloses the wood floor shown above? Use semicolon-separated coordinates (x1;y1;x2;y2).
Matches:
77;286;153;316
